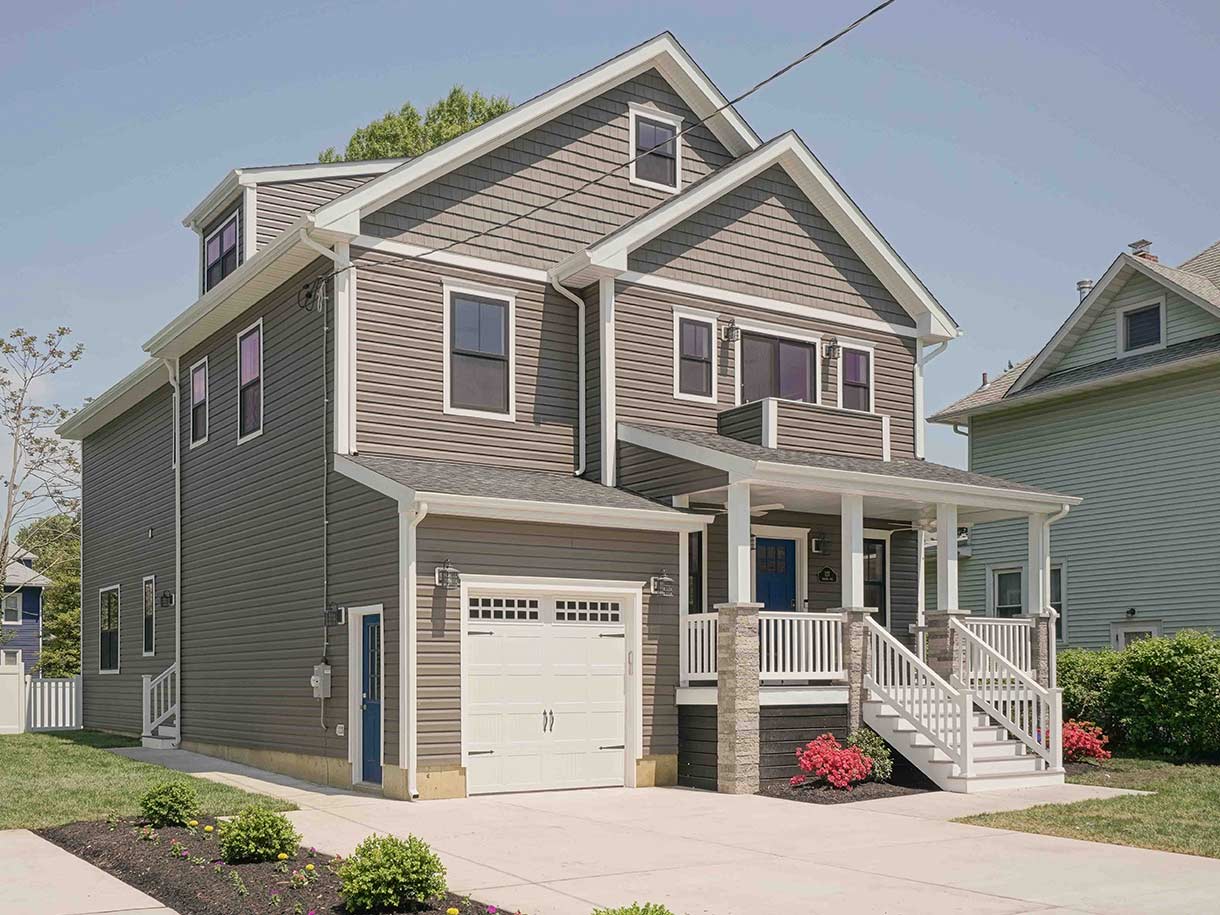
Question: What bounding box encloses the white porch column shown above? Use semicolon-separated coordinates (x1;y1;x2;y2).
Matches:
841;493;865;609
935;503;958;612
1027;513;1048;615
727;480;752;604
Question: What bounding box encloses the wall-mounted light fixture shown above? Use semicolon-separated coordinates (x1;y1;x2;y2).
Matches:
822;337;840;361
810;534;829;555
650;569;676;598
158;590;175;609
324;604;346;626
434;559;462;589
721;318;740;343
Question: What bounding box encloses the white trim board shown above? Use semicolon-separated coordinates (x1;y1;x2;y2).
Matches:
1115;296;1166;358
628;102;683;194
672;304;719;404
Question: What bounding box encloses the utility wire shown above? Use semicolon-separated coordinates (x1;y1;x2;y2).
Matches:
301;0;898;300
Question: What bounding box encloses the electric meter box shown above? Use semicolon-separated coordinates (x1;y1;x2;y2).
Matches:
310;663;332;699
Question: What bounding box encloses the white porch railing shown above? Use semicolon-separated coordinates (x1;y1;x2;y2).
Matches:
142;663;179;738
27;676;82;731
681;612;845;683
952;618;1061;769
865;616;974;776
961;617;1033;674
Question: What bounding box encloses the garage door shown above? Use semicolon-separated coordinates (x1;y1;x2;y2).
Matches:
464;591;626;795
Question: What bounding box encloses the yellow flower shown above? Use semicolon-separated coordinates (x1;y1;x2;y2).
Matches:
447;908;460;915
188;820;198;827
305;863;315;871
277;852;289;861
203;825;213;833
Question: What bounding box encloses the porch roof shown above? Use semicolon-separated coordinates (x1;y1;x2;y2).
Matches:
618;423;1080;518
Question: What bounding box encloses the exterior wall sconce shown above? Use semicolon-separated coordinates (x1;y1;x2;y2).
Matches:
650;569;676;598
822;337;840;361
810;534;829;555
158;590;175;608
435;559;462;589
721;318;740;343
324;604;346;626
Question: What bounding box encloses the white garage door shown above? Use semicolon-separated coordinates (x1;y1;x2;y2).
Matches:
464;592;626;795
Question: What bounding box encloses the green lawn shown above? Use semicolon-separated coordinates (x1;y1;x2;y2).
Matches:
0;730;294;830
958;756;1220;859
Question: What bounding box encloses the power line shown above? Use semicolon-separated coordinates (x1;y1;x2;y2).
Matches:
302;0;898;299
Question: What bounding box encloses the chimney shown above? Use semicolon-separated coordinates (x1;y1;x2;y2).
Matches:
1128;239;1158;263
980;371;990;388
1076;279;1094;301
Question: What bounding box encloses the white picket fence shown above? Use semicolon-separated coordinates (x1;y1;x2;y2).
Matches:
0;660;82;734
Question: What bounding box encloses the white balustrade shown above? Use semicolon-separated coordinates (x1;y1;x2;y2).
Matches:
683;613;719;681
962;617;1033;674
142;663;179;737
680;612;845;683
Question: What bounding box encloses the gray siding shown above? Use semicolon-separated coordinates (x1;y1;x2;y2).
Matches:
775;400;885;459
1057;272;1220;372
617;442;727;501
415;516;679;765
360;69;732;270
629;165;914;328
81;386;176;734
956;365;1220;648
256;177;376;249
613;282;918;459
889;530;919;648
353;251;579;472
717;401;763;445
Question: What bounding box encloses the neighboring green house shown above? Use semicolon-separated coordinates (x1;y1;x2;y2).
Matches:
929;239;1220;650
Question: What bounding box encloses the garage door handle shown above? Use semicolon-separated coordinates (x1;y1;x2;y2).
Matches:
547;710;554;732
468;630;495;636
599;633;625;638
599;744;625;750
468;750;495;756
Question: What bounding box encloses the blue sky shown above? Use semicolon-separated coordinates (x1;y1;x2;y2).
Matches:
2;0;1217;467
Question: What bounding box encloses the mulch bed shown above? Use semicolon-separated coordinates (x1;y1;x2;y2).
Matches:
759;778;930;805
39;817;500;915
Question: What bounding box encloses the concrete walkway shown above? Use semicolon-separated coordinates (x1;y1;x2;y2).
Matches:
116;747;1220;915
2;828;178;915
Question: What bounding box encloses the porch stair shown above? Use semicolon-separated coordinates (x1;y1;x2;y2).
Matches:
141;664;180;750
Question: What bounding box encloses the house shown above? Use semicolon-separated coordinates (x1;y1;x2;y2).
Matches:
930;238;1220;650
1;546;51;672
58;34;1078;800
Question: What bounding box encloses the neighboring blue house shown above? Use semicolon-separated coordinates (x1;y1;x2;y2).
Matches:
1;546;52;673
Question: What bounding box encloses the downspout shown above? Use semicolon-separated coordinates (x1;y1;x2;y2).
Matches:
915;341;949;460
404;500;428;799
162;357;182;746
1044;504;1071;689
548;275;586;476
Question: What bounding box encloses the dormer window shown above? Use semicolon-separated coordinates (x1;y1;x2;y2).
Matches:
204;210;240;292
1118;300;1164;356
628;104;681;193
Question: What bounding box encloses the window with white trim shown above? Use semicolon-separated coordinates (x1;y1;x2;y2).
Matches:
839;346;873;412
992;568;1023;618
1118;301;1164;355
190;358;208;446
629;105;681;192
467;596;538;621
0;649;18;666
237;322;262;440
1;592;20;625
1112;619;1161;650
674;312;715;401
445;287;514;419
740;332;818;404
142;575;155;657
203;210;240;292
99;586;120;672
688;530;705;615
1050;565;1064;641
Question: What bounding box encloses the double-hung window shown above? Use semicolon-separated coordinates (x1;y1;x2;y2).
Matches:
1;592;20;625
992;568;1023;618
839;345;873;412
687;530;705;615
674;310;716;401
204;211;240;292
190;358;208;446
237;321;263;441
142;575;155;657
740;332;818;405
1050;565;1064;640
445;286;514;419
99;586;120;673
1118;300;1164;356
629;105;681;192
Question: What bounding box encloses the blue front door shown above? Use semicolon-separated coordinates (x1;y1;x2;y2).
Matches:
361;614;382;784
755;538;797;610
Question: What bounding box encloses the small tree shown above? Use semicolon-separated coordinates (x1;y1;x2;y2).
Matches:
318;86;512;162
18;512;81;677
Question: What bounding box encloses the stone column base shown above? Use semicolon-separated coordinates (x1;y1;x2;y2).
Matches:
715;601;763;795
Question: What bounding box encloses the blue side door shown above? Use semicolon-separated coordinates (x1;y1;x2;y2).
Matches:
755;538;797;611
361;614;382;785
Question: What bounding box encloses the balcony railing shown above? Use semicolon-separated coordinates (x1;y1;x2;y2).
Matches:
961;617;1033;675
681;611;845;684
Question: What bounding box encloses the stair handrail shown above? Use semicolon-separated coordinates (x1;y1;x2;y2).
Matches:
142;662;179;737
864;617;973;777
950;618;1061;769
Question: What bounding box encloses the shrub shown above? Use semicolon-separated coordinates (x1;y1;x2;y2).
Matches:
1104;630;1220;756
1062;720;1112;763
218;807;301;864
791;733;872;790
140;781;200;828
847;727;893;783
1058;648;1123;727
337;834;447;913
592;905;676;915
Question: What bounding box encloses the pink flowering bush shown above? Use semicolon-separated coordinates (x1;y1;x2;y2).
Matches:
790;733;873;790
1063;719;1112;763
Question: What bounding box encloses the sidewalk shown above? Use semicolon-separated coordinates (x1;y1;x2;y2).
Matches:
2;828;177;915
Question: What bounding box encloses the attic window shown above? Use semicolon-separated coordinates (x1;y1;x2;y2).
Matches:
1118;301;1164;356
629;105;681;193
204;210;240;292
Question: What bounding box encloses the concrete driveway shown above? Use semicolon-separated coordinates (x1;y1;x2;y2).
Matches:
118;748;1220;915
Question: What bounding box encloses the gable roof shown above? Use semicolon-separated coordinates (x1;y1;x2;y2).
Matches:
309;33;760;235
1179;239;1220;286
928;358;1032;424
4;559;51;589
1008;251;1220;396
551;131;959;341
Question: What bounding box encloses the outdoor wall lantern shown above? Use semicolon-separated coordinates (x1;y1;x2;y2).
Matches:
822;337;840;361
434;559;462;589
810;533;829;555
158;590;175;608
721;318;740;343
650;569;676;598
